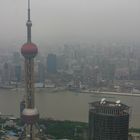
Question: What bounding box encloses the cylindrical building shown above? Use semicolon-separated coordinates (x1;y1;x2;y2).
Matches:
89;99;129;140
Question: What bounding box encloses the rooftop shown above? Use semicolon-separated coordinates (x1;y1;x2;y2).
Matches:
90;99;129;110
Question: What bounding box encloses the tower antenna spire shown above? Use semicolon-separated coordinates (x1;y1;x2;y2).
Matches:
28;0;30;21
27;0;32;43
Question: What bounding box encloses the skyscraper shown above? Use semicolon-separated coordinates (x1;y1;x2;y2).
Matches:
89;99;129;140
14;65;21;83
46;53;57;74
37;62;45;83
2;62;10;85
20;0;40;139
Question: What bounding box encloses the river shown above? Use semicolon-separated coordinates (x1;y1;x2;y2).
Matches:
0;89;139;128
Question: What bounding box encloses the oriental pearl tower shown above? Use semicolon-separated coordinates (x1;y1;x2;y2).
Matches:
20;0;40;139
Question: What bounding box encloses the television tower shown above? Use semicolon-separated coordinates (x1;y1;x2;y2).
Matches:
20;0;40;139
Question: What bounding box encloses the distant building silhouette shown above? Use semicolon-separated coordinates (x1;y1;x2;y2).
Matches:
12;52;20;64
46;53;57;73
14;65;21;82
2;62;10;85
37;62;45;83
89;99;129;140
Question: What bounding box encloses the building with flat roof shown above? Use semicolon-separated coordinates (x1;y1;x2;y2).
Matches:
89;99;130;140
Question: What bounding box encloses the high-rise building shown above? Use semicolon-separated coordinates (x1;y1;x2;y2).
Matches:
56;55;65;72
20;99;26;118
89;99;129;140
14;65;21;82
37;61;45;83
2;62;10;85
19;0;41;139
46;53;57;73
12;52;20;64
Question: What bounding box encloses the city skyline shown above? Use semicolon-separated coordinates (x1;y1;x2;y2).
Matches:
0;1;140;139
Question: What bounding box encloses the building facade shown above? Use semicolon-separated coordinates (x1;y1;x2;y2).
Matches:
46;53;57;73
89;99;129;140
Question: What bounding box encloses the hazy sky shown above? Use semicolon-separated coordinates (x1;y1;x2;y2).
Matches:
0;0;140;50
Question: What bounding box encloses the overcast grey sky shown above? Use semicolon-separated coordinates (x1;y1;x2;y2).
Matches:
0;0;140;50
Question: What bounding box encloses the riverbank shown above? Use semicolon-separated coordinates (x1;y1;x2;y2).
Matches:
1;86;140;97
81;90;140;97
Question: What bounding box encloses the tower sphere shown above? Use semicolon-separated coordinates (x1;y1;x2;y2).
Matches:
21;43;38;58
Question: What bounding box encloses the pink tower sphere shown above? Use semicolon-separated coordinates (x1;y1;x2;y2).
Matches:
21;43;38;58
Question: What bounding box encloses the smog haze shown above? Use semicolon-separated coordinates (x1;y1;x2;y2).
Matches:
0;0;140;50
